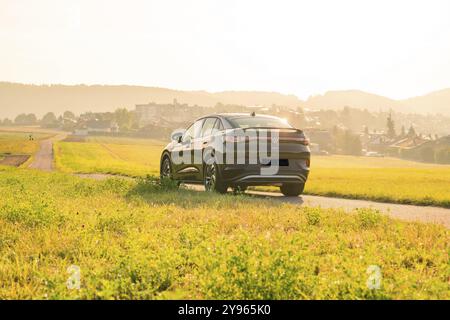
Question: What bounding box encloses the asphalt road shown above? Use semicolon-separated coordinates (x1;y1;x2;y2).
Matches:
186;185;450;229
252;190;450;228
28;134;66;171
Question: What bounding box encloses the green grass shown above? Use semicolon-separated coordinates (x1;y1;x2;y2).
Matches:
87;136;166;146
0;131;52;156
0;166;448;299
305;167;450;207
54;139;164;177
305;156;450;207
310;155;446;168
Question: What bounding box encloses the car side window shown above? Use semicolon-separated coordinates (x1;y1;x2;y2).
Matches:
201;118;216;137
182;124;195;143
193;119;204;139
213;118;224;131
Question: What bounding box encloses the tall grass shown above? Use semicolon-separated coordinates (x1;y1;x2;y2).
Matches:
0;132;51;155
0;167;448;299
54;141;162;177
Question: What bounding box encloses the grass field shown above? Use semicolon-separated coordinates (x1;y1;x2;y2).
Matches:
0;166;448;299
55;137;164;177
54;138;450;208
298;156;450;208
0;131;52;156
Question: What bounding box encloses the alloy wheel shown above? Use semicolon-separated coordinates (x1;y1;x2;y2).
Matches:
161;158;172;179
204;163;216;192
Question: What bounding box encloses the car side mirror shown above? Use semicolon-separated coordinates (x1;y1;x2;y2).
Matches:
171;131;184;143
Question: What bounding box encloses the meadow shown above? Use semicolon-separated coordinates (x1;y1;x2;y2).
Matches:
0;131;52;157
54;137;164;177
55;138;450;207
0;166;448;299
292;156;450;208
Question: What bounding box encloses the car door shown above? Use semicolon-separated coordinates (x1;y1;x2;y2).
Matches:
195;117;217;180
171;123;194;180
173;120;202;181
209;118;225;167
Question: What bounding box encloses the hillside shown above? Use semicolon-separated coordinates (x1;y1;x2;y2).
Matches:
1;82;449;118
0;82;303;118
305;90;405;112
305;89;450;115
402;88;450;115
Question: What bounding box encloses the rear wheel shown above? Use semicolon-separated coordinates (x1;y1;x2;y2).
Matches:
204;163;228;194
280;183;305;197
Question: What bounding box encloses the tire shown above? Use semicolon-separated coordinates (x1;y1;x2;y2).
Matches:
160;156;173;180
204;162;228;194
280;183;305;197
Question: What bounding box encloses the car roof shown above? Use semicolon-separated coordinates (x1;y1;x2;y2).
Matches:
198;113;283;120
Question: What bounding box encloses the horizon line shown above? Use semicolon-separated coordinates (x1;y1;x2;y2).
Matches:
2;80;448;102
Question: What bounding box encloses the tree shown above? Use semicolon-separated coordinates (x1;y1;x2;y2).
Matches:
63;110;76;120
27;114;37;124
435;148;450;164
114;108;133;131
386;113;396;138
407;125;416;137
342;130;362;155
333;127;362;156
2;118;13;126
15;113;37;125
400;125;406;137
332;125;340;152
15;114;29;125
41;112;57;128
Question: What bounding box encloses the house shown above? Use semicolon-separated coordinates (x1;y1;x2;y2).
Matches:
365;133;396;154
73;128;88;136
389;136;431;151
135;102;208;127
73;120;119;136
388;136;436;161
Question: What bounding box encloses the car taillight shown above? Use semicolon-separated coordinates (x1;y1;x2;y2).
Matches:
299;138;309;146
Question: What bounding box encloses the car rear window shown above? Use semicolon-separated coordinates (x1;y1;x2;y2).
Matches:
229;116;293;129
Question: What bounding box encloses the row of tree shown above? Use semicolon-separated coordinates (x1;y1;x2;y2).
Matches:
0;111;74;127
0;108;135;131
385;113;422;139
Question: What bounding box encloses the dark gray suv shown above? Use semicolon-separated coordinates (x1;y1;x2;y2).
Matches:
160;113;310;196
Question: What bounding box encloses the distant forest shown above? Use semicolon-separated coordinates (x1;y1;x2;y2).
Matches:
0;82;301;119
1;82;450;120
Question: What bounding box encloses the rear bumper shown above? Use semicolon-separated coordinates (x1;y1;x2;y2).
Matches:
232;173;308;185
219;160;310;186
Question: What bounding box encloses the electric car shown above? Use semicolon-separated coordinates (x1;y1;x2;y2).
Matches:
160;113;310;196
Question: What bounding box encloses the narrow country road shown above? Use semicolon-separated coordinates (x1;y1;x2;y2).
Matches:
28;134;67;171
185;185;450;229
248;190;450;229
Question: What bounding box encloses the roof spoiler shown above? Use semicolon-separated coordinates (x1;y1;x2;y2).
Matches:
239;126;303;133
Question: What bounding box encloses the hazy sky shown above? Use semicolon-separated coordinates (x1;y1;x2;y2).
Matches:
1;0;450;99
